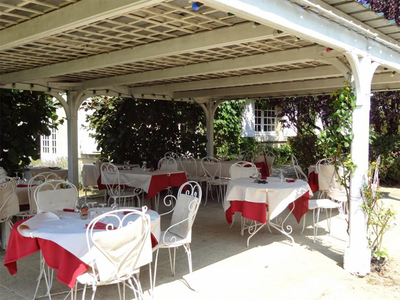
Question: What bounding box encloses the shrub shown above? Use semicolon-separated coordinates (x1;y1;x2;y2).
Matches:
370;135;400;186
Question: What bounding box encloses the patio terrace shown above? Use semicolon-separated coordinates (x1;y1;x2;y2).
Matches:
1;182;399;300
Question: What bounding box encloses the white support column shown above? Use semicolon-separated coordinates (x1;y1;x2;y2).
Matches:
343;53;380;276
65;91;85;188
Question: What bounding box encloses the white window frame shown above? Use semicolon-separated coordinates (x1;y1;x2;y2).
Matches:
41;128;57;155
254;104;277;135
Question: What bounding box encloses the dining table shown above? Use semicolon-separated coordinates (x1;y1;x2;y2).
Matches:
101;168;188;199
223;177;312;246
4;208;161;290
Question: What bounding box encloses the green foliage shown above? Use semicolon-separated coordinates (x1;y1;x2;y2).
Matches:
82;97;207;166
288;135;320;170
213;100;246;158
361;163;396;260
317;85;357;203
0;89;63;174
369;135;400;185
370;91;400;135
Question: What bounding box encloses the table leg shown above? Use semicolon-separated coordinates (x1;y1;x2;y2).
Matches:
268;203;295;246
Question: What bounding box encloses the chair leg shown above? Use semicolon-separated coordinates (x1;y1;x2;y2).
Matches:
313;208;321;243
168;248;177;276
183;244;193;273
300;213;307;235
152;249;160;297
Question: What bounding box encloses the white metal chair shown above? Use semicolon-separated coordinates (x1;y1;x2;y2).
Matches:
34;180;79;212
300;158;346;243
100;163;143;208
72;208;152;300
163;152;180;160
256;151;275;175
0;176;19;250
33;180;79;298
239;150;254;161
229;161;258;179
291;155;308;181
16;172;61;218
158;157;178;172
152;181;202;295
179;155;207;183
200;156;229;206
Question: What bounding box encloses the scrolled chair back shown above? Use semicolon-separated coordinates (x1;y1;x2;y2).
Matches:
158;157;178;172
28;172;61;215
229;161;258;179
34;180;78;213
179;155;199;180
0;176;19;222
291;155;308;181
86;208;152;284
161;181;202;244
200;156;222;181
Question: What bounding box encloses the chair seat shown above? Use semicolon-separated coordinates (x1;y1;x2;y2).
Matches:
153;231;189;250
76;267;140;285
309;199;342;210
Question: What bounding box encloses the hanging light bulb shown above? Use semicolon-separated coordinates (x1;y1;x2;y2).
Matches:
391;71;396;77
293;36;300;42
273;29;283;36
227;12;235;17
192;2;203;11
326;47;333;53
251;22;260;28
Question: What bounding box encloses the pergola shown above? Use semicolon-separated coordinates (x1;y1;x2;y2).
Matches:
1;0;400;275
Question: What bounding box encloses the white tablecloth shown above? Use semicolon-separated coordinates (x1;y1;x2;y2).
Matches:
17;209;160;264
223;177;313;220
102;169;185;193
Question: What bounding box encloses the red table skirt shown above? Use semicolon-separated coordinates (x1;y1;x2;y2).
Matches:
4;219;89;289
308;171;319;194
4;219;159;289
147;172;187;199
97;172;188;199
226;192;310;225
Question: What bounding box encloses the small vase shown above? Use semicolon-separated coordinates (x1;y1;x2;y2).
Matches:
80;208;89;220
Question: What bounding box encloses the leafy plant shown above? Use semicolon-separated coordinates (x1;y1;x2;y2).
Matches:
81;96;207;166
361;163;396;261
0;89;63;174
317;85;357;200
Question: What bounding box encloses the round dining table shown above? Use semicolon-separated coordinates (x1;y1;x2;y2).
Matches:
4;208;160;289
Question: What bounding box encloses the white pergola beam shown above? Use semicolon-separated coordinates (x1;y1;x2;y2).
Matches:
205;0;400;71
0;23;277;84
84;46;322;89
132;66;342;95
0;0;164;51
174;73;400;98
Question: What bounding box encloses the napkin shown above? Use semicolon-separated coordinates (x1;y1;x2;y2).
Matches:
286;179;297;182
17;184;29;187
63;208;75;212
85;222;115;230
18;212;60;234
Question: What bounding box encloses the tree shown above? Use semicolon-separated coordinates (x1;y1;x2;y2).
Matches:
0;89;62;174
81;96;207;167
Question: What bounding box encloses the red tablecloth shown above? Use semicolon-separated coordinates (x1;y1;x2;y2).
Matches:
146;172;187;199
4;219;89;288
254;161;270;177
308;171;319;194
4;218;159;289
226;192;310;225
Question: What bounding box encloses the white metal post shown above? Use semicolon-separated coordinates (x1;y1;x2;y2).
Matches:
344;53;379;276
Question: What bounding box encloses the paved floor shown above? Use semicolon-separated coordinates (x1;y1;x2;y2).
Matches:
1;177;399;300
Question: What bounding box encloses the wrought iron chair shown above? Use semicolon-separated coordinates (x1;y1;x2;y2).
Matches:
238;150;254;161
100;163;143;207
291;155;308;181
163;151;180;160
72;208;152;300
34;180;79;212
229;161;258;179
179;155;207;183
152;181;202;296
16;172;61;218
200;156;229;206
158;157;178;172
0;176;19;250
300;158;346;243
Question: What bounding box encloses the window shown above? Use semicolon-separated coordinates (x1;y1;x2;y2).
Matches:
255;104;277;133
41;128;57;154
